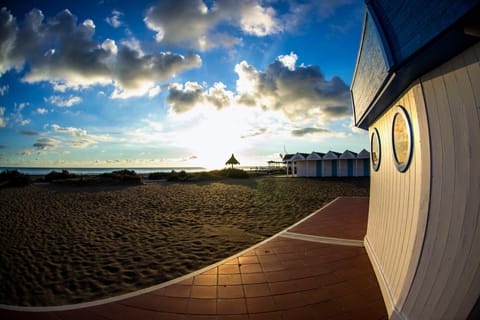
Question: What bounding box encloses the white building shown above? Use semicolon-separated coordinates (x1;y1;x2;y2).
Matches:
351;1;480;318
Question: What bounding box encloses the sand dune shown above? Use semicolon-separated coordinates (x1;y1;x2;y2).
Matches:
0;176;369;306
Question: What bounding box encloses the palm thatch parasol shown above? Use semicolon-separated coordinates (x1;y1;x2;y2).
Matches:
226;153;240;168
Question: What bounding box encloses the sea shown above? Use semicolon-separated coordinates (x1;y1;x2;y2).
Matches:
0;166;274;176
0;167;207;176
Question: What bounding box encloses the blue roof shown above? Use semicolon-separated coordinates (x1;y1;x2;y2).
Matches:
351;0;480;129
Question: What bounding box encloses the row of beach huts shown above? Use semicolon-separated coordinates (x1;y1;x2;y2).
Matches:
282;149;370;177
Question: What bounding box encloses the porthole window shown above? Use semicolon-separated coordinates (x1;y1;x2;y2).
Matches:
370;128;381;171
392;106;413;172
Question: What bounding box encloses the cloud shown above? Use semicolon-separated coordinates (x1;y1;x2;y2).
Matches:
111;47;201;99
167;81;234;113
0;107;6;127
0;7;201;98
36;108;48;114
205;82;234;110
234;53;352;122
71;139;95;148
17;149;35;156
19;9;113;88
46;95;82;107
291;127;330;137
20;130;39;136
33;138;59;150
0;85;8;95
144;0;281;51
217;0;282;36
167;82;204;113
241;128;267;138
106;10;123;28
51;124;87;137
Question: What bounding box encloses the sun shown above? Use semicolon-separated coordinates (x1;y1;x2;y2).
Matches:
173;105;251;170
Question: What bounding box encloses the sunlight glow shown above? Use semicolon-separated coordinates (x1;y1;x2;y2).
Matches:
172;105;253;169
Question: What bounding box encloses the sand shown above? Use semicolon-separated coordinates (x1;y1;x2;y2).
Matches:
0;176;369;306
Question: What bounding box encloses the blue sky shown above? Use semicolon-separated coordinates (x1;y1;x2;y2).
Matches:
0;0;367;169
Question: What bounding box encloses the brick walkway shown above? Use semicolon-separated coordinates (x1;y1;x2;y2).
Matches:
0;197;387;320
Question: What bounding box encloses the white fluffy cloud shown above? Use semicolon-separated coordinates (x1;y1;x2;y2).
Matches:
51;124;87;137
36;108;48;114
106;10;123;28
46;95;82;107
234;53;351;122
167;81;234;113
167;52;351;133
0;7;202;98
144;0;281;51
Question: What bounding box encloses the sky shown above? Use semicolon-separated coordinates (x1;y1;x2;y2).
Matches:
0;0;367;170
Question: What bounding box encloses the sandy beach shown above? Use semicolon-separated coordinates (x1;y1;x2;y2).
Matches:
0;176;369;306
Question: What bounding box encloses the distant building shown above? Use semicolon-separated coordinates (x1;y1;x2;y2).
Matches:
282;150;370;177
351;1;480;319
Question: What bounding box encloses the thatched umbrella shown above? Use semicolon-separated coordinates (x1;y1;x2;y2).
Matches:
226;153;240;169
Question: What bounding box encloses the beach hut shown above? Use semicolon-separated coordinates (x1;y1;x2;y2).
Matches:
355;149;370;177
338;150;357;177
282;154;295;176
351;1;480;318
306;152;324;177
289;153;308;176
321;151;341;177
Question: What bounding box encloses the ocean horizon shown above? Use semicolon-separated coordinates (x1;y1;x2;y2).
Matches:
0;165;278;176
0;167;208;176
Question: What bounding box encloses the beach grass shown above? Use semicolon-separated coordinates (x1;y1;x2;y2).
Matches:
0;176;369;306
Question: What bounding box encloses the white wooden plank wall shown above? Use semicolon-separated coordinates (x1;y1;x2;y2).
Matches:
365;82;431;316
402;41;480;320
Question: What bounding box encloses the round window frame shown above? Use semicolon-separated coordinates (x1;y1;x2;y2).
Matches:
370;127;381;171
392;106;413;172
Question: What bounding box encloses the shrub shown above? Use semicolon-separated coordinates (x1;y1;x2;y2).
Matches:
0;170;31;187
166;170;190;182
100;169;143;185
45;170;77;182
148;172;168;180
222;168;249;179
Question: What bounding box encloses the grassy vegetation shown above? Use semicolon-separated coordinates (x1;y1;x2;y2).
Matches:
0;170;31;188
149;168;250;182
45;169;143;186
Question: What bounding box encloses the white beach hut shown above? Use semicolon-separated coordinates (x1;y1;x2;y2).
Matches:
305;152;324;177
351;1;480;318
289;153;308;176
355;149;370;177
282;154;294;176
338;150;358;177
321;151;341;177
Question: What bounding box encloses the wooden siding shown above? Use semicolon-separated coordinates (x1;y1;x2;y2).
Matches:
401;41;480;320
351;12;389;126
322;161;333;177
306;160;316;177
365;81;431;317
